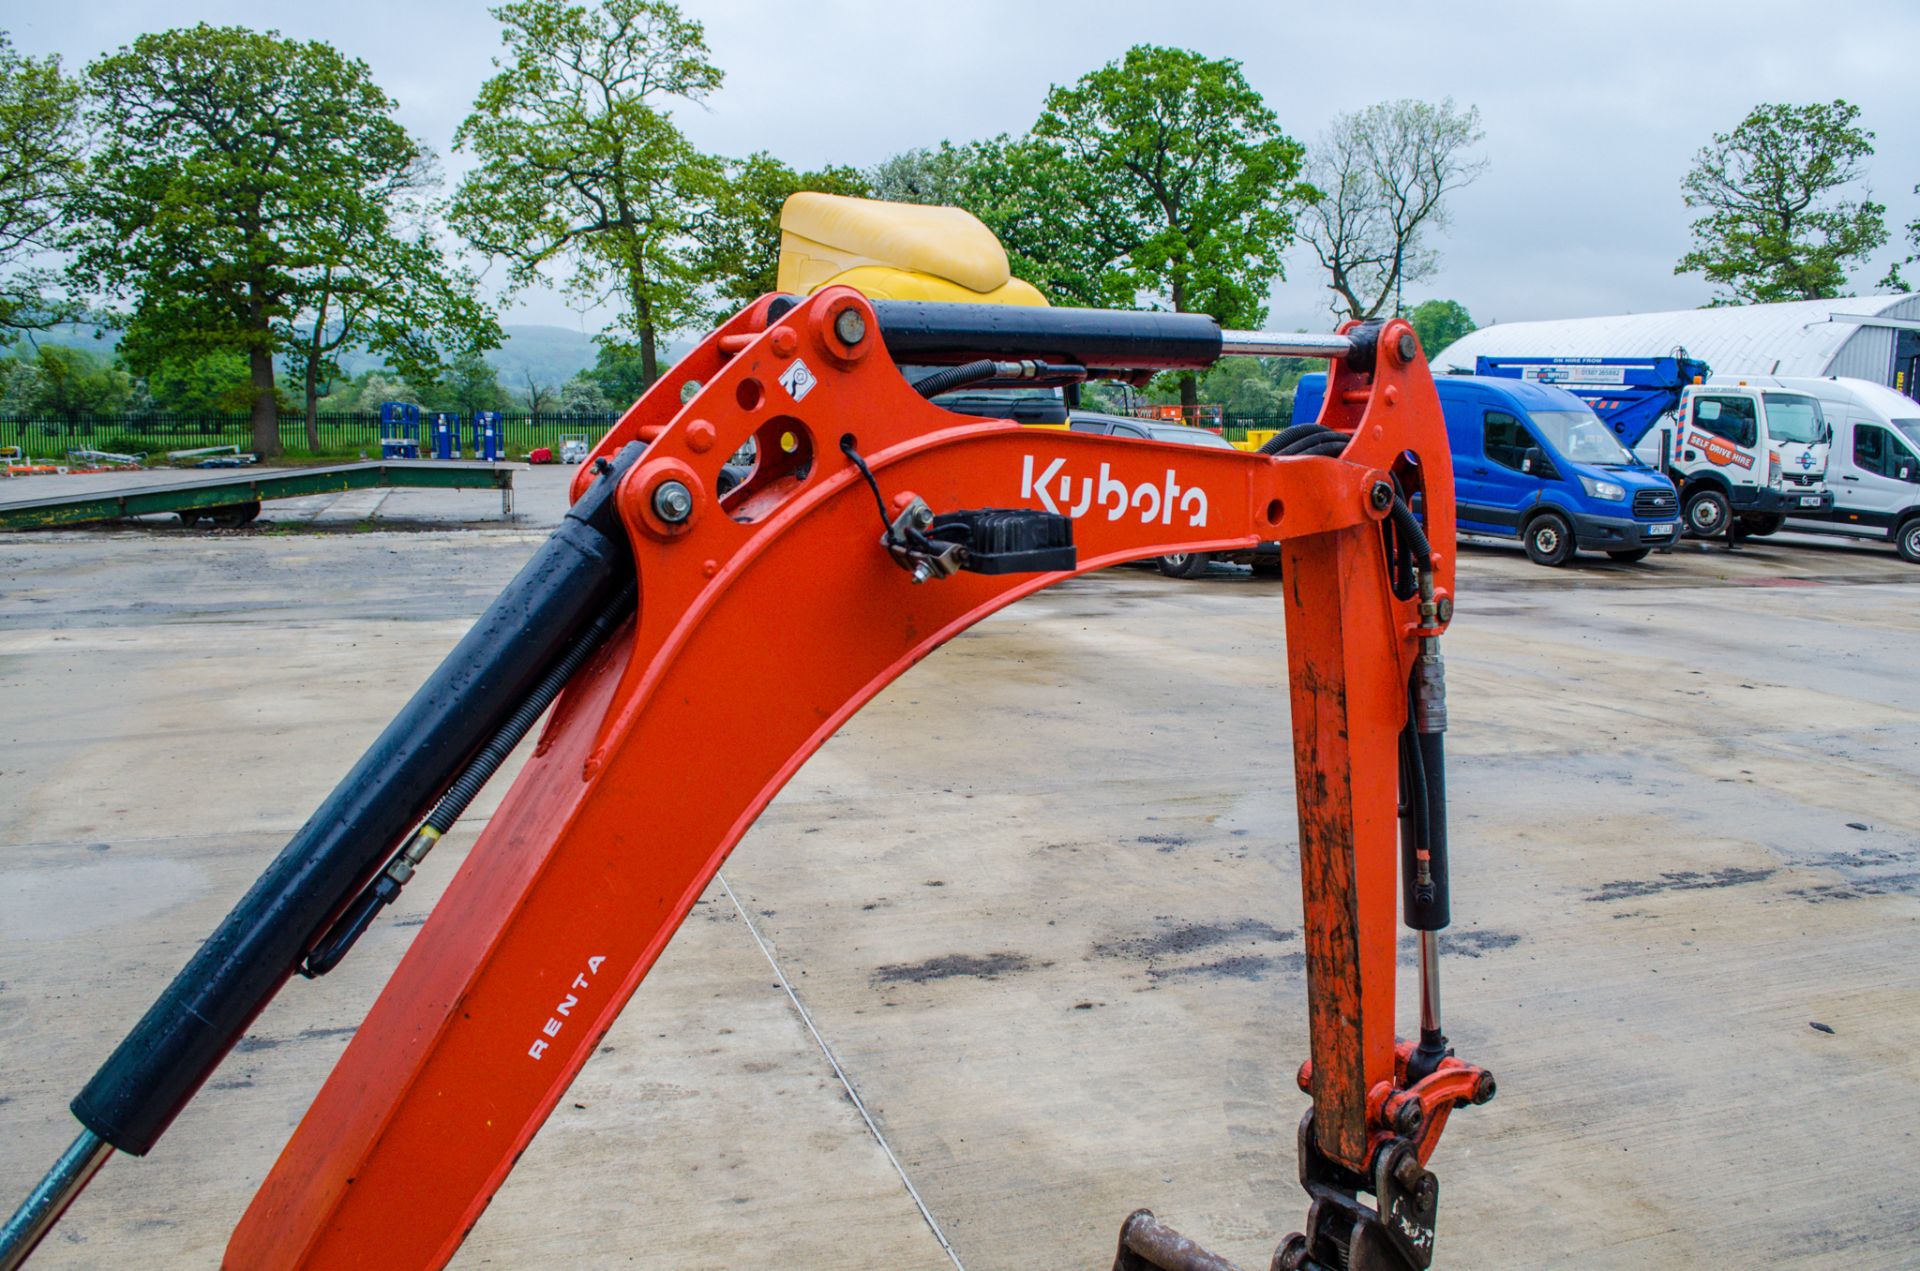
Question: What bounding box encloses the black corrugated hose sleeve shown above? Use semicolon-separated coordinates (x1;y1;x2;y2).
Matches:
1258;423;1335;455
911;360;1000;399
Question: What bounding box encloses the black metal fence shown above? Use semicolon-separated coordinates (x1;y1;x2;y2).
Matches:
0;412;620;460
1;410;1305;461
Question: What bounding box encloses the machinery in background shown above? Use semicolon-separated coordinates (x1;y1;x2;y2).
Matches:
378;402;422;460
1300;371;1681;566
1471;355;1831;540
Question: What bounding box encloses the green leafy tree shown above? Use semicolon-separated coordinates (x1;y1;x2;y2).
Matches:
868;146;971;205
1676;100;1887;304
949;135;1135;308
1302;99;1486;320
5;343;132;422
69;25;462;455
693;152;869;320
0;33;83;334
1407;298;1476;355
286;217;502;447
452;0;722;389
145;350;260;414
1880;183;1917;291
585;339;651;408
558;371;613;415
434;347;507;416
1030;46;1314;410
349;372;423;414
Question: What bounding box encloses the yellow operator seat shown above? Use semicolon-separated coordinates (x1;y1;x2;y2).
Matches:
776;192;1049;307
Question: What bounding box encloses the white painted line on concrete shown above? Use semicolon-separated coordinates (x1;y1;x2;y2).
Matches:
718;870;968;1271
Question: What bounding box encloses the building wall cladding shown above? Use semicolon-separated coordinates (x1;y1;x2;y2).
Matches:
1435;293;1920;387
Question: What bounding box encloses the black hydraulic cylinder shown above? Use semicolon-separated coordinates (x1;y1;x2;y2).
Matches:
1400;729;1451;931
70;444;647;1156
869;299;1224;370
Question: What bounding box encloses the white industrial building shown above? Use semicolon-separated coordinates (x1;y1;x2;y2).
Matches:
1434;293;1920;397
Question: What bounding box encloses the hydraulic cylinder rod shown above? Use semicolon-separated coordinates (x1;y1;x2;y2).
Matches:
0;1131;110;1271
62;443;647;1159
799;296;1368;372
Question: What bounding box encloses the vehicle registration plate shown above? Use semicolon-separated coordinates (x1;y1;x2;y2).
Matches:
1648;524;1674;537
1799;495;1822;507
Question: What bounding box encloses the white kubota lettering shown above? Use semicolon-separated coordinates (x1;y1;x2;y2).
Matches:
1023;454;1208;528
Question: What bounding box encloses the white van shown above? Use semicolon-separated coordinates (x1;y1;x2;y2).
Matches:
1748;376;1920;561
1644;378;1833;538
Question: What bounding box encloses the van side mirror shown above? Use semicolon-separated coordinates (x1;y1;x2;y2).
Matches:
1522;446;1545;475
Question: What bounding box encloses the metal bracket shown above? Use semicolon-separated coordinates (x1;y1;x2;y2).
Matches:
882;496;967;584
1276;1112;1439;1271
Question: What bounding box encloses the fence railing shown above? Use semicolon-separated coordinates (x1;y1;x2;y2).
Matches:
2;410;1304;460
0;413;621;460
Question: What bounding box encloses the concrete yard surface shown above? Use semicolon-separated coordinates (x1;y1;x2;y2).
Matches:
2;509;1918;1269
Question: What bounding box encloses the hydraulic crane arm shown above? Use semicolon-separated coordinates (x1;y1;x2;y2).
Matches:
2;287;1491;1271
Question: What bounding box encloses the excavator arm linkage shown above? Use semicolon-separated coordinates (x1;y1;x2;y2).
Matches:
3;287;1492;1271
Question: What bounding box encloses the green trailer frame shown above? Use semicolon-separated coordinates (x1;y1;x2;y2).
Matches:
0;461;516;531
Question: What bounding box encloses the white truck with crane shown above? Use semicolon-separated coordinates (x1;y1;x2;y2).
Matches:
1472;355;1833;540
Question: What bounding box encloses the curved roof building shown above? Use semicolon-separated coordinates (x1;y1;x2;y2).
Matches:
1434;293;1920;395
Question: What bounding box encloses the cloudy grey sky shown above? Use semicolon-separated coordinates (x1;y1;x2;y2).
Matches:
7;0;1917;336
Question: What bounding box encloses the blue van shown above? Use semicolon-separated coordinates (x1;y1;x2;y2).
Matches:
1293;373;1681;565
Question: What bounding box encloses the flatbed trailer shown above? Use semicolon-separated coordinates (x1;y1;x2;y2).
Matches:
0;460;516;531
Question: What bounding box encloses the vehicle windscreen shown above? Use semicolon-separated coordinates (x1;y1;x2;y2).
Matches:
1762;393;1826;444
1892;418;1920;450
1526;409;1634;464
1147;426;1235;449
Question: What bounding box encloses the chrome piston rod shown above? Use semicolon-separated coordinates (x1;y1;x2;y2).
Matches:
0;1129;112;1271
1219;329;1360;360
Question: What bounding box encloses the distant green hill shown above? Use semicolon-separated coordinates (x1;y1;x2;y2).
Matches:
14;322;683;388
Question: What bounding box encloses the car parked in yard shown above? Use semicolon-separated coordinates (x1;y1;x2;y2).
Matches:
1065;413;1284;577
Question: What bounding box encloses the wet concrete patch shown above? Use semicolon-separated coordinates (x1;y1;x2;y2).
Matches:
1097;918;1300;982
1786;845;1920;902
1398;928;1523;960
871;951;1034;984
1586;866;1776;903
233;1024;358;1053
1146;952;1301;982
1094;918;1295;961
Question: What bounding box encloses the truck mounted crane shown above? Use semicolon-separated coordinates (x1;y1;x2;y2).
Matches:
2;285;1493;1271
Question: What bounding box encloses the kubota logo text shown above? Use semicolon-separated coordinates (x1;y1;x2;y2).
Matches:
1020;455;1209;527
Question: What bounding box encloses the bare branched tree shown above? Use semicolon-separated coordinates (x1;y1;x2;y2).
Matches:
521;369;553;415
1302;99;1487;320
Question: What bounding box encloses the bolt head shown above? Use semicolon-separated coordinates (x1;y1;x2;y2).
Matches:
834;307;867;346
1394;1099;1426;1137
652;479;694;524
1370;481;1394;511
1397;332;1419;363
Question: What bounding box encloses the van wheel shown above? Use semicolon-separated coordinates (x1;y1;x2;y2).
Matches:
1523;512;1575;566
1607;548;1652;563
1742;513;1785;536
1157;552;1211;578
1897;519;1920;564
1683;488;1730;537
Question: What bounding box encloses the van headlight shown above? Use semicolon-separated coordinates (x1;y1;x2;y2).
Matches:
1580;475;1626;501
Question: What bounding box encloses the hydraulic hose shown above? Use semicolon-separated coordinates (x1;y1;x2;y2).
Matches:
911;359;1000;399
301;577;642;977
